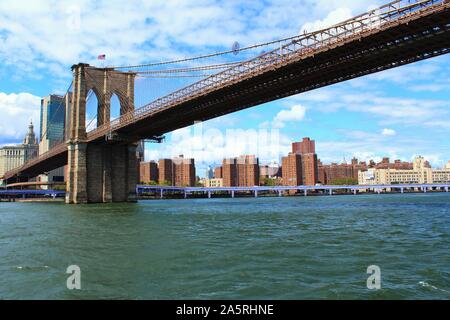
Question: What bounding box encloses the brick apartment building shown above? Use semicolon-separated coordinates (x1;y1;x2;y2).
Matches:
219;155;259;187
318;157;415;185
139;161;159;183
157;156;196;187
282;153;303;186
287;137;318;186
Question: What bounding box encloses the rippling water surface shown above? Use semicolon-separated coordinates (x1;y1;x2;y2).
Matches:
0;193;449;299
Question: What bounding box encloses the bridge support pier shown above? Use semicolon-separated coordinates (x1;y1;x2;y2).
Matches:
66;142;138;204
231;190;235;198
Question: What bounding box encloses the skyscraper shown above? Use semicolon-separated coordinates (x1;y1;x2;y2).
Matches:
40;95;65;153
39;95;66;184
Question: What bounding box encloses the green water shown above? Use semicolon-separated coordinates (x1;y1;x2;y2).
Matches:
0;193;449;300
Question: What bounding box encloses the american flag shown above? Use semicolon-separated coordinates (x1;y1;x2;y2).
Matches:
97;54;106;60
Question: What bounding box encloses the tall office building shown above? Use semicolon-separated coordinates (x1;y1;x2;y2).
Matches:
39;95;66;185
205;166;214;179
40;95;65;152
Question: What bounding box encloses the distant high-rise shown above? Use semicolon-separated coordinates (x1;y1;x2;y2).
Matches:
205;166;214;179
39;95;66;185
40;95;65;152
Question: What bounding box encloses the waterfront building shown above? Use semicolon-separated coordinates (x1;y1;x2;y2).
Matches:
204;178;224;188
222;158;237;187
140;161;159;184
282;153;303;186
173;155;196;187
372;157;413;170
301;153;318;186
237;155;259;187
358;156;450;185
318;158;368;184
260;163;281;179
291;137;318;186
159;159;174;185
445;161;450;170
0;122;39;181
158;156;196;187
221;155;260;187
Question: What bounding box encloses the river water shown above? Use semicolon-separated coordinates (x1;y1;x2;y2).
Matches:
0;193;449;299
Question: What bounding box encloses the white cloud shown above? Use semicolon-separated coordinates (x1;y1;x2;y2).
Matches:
0;92;41;142
273;105;307;128
381;128;396;136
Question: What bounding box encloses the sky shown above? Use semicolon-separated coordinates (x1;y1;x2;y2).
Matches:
0;0;449;177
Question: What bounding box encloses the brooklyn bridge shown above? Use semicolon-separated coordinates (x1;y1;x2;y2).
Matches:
2;0;449;203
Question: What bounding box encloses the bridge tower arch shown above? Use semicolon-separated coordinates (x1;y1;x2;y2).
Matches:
66;63;138;204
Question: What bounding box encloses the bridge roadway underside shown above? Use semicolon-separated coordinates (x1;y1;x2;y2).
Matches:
5;7;450;182
121;8;449;140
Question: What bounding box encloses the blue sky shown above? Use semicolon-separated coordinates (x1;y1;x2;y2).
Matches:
0;0;449;176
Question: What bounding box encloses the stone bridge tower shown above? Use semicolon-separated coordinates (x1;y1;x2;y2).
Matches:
66;63;138;204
